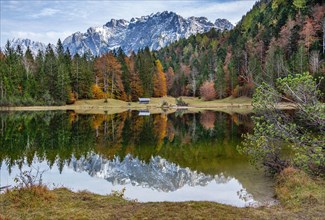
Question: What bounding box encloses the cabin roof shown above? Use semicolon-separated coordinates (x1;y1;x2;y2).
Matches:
138;98;150;101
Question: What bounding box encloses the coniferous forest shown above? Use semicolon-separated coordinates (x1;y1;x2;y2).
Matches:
0;0;324;106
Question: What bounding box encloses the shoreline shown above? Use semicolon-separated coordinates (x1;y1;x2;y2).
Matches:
1;168;323;219
0;96;297;115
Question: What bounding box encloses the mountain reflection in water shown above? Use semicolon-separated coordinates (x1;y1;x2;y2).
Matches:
0;110;274;206
71;154;231;192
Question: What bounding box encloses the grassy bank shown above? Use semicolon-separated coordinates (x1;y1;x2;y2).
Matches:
0;96;253;115
1;168;324;219
0;96;299;115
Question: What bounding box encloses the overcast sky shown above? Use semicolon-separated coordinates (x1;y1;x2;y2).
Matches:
1;0;257;46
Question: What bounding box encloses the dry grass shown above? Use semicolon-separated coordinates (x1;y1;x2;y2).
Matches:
275;167;325;209
1;168;324;219
0;96;254;115
181;96;252;106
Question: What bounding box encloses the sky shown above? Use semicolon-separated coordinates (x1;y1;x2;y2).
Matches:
0;0;257;46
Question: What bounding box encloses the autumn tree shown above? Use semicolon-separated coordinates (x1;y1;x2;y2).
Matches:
200;81;216;101
153;60;167;97
200;111;216;130
300;17;317;51
128;53;144;101
165;66;175;94
94;52;126;101
117;48;131;98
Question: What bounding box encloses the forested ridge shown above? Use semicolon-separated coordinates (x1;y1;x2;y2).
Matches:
0;0;324;106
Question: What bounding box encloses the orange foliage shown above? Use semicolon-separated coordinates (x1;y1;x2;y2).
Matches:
200;111;216;130
167;121;175;142
232;85;240;98
275;19;296;51
94;52;126;100
153;114;168;151
67;91;76;104
166;67;175;91
232;114;239;125
91;84;106;99
130;72;144;101
200;81;217;101
68;111;77;124
153;60;167;97
180;63;191;76
128;55;144;101
91;115;105;129
301;17;317;50
18;85;23;93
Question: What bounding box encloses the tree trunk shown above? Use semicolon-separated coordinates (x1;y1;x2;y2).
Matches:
111;73;114;98
0;80;3;99
323;17;325;54
76;59;79;99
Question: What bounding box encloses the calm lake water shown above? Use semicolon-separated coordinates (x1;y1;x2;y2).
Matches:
0;110;275;207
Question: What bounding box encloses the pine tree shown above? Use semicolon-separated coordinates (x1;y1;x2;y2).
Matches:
55;39;71;103
117;48;131;97
44;44;57;103
129;54;143;101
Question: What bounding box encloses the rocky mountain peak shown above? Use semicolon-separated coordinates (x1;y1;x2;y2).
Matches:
62;11;233;56
4;12;233;57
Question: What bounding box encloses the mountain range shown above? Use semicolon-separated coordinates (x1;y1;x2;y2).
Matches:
5;11;233;56
70;154;232;192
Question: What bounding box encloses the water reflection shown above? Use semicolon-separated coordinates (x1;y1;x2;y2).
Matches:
71;154;230;192
0;110;274;206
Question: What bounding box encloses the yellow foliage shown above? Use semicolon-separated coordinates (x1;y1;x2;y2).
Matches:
153;60;167;97
68;111;77;124
91;84;106;99
91;115;105;129
67;91;76;104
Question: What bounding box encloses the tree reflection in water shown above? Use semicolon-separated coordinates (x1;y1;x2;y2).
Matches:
0;110;274;206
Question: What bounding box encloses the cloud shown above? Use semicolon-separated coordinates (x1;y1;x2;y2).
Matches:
1;0;257;45
176;1;256;24
32;8;60;18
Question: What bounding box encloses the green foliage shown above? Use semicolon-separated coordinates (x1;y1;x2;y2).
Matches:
1;0;323;105
293;0;307;9
240;73;325;176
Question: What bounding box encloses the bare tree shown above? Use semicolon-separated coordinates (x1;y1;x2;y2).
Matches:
189;67;199;97
309;50;321;74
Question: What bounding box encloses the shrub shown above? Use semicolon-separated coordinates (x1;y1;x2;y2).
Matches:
239;73;325;176
200;81;216;101
175;97;188;106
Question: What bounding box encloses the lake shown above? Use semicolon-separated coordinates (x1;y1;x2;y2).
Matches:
0;110;275;207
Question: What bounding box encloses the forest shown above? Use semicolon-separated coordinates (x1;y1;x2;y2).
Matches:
0;0;324;106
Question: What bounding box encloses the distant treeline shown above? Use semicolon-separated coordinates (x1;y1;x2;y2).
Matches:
0;0;324;106
0;42;167;106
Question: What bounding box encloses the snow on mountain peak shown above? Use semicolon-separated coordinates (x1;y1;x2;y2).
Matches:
63;11;233;56
4;38;49;56
4;12;233;57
